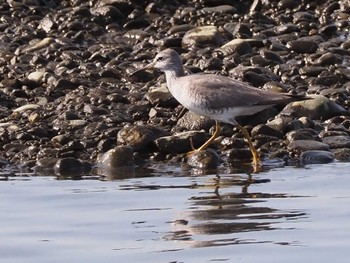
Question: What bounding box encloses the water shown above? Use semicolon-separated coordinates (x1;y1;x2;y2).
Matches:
0;162;349;263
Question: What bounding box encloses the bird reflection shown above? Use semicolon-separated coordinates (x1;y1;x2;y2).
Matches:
164;173;307;248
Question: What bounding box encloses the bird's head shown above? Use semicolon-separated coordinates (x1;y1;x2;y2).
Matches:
146;49;182;72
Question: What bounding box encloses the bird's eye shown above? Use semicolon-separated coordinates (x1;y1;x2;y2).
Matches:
156;56;164;62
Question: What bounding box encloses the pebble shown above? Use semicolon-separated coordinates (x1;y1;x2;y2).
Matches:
287;40;319;54
219;39;255;55
12;104;41;113
182;26;223;48
201;5;236;14
20;37;54;53
27;71;45;83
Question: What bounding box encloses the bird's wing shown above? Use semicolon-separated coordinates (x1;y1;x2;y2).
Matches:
180;74;300;110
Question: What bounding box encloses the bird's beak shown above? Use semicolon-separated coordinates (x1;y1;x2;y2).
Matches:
145;61;156;69
130;61;156;76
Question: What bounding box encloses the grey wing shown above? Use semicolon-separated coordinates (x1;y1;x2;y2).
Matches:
184;75;295;110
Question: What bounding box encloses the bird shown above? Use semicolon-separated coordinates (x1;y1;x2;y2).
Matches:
134;48;308;170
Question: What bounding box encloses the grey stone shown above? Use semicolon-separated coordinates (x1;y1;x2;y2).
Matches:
182;26;223;48
300;150;335;165
288;140;330;152
155;131;208;154
322;135;350;149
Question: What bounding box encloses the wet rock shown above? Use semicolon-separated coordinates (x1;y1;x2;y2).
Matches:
97;146;134;168
253;134;280;149
281;95;349;120
182;26;223;48
285;119;304;132
91;5;124;24
274;23;299;34
300;150;335;165
320;130;349;138
60;140;85;152
51;135;70;146
20;37;54;53
54;157;91;175
251;124;283;139
298;117;315;129
97;138;115;152
286;129;320;142
288;140;330;153
287;40;318;54
35;157;59;170
227;148;253;164
299;66;326;77
223;23;252;38
124;29;150;41
322;135;350;149
314;52;341;66
117;125;169;152
12;104;41;113
187;149;222;169
219;39;255;56
176;111;215;132
155;131;208;154
266;115;295;133
332;148;350;161
168;24;195;35
201;5;236;14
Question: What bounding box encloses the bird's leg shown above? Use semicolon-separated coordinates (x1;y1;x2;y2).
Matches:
187;121;221;156
236;124;260;172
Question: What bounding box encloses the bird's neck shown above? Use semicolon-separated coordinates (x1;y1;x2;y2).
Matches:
164;67;185;91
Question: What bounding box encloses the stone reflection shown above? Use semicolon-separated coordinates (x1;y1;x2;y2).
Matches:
164;175;307;247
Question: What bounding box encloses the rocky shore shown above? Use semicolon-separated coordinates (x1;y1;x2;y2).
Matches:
0;0;350;176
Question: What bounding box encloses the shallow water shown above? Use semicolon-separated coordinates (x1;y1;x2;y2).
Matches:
1;162;350;263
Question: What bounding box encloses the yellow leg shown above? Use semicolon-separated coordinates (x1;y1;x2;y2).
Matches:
236;124;260;171
187;121;221;156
